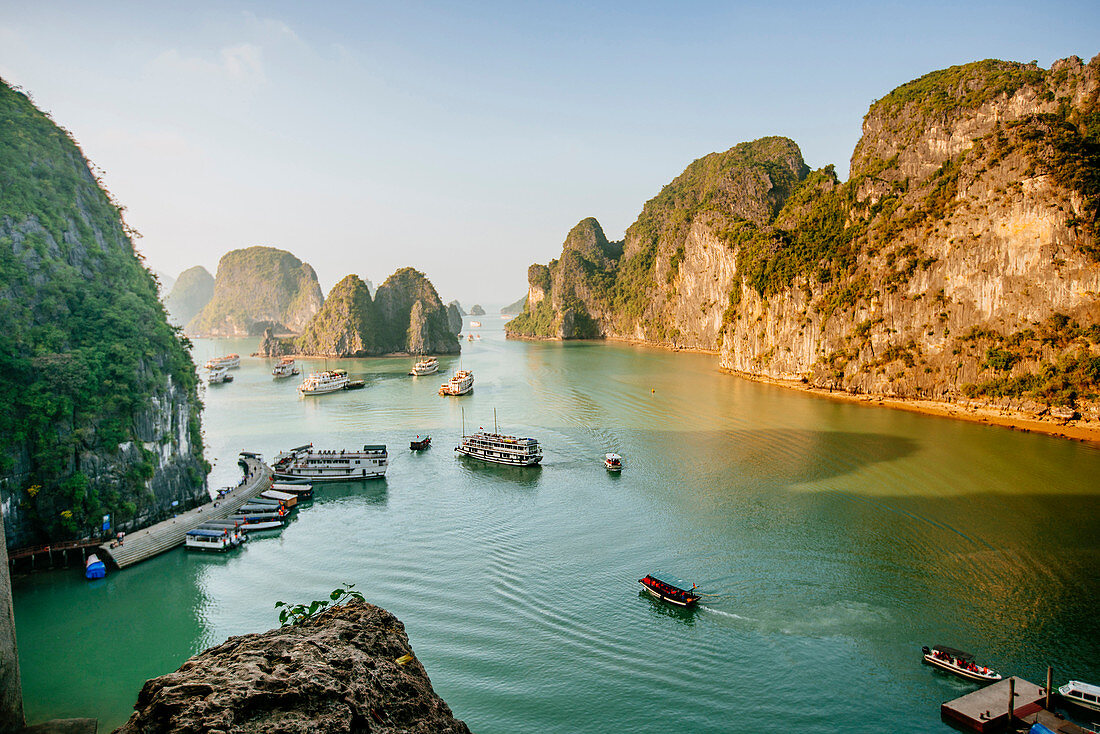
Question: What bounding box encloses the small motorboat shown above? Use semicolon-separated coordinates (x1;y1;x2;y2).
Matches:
410;435;432;451
639;574;699;607
85;554;106;579
921;646;1002;682
605;453;622;471
344;379;366;390
1058;680;1100;713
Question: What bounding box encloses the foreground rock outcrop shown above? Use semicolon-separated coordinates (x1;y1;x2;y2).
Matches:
0;77;208;546
115;599;471;734
508;56;1100;418
188;247;323;337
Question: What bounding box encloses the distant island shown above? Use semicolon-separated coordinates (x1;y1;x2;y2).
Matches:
257;267;460;357
187;246;323;337
507;56;1100;430
165;265;214;327
469;304;485;316
500;295;528;315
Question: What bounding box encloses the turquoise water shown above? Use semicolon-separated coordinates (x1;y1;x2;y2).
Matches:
14;319;1100;732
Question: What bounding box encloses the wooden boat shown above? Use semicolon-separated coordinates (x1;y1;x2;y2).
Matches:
185;528;240;551
921;646;1002;682
639;574;699;607
262;489;298;508
409;357;439;376
270;482;314;499
605;453;622;471
238;520;284;531
1059;680;1100;713
410;435;431;450
345;379;366;390
84;554;106;579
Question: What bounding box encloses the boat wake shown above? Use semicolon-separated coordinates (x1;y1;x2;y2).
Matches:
698;606;753;622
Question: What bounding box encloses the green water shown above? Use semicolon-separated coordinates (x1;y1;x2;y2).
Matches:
14;322;1100;732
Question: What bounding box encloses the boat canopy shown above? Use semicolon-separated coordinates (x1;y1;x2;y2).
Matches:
262;490;296;501
186;529;226;538
933;646;972;660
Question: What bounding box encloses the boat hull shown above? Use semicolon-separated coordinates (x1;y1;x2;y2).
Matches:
455;448;542;466
298;384;347;395
273;468;387;481
921;654;1001;682
642;585;694;606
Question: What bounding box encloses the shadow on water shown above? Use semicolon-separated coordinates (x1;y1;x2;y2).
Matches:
310;479;389;507
456;455;543;487
638;590;698;626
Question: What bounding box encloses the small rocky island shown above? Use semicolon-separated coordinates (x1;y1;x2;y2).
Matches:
115;599;472;733
257;268;460;357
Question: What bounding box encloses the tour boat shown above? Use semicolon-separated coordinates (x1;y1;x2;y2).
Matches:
272;358;300;378
409;357;439;376
470;321;482;328
410;435;432;450
272;443;389;481
205;354;240;370
921;646;1002;682
605;453;623;471
84;554;106;579
1059;680;1100;713
185;527;242;552
207;367;234;384
298;369;350;395
439;369;474;396
455;431;542;466
639;574;699;607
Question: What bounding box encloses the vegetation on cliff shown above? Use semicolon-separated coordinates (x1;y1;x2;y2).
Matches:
295;275;379;356
188;246;323;336
506;55;1100;416
164;265;214;326
292;268;459;356
0;78;207;542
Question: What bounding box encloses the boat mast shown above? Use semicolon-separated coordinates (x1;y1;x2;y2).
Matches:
494;407;498;435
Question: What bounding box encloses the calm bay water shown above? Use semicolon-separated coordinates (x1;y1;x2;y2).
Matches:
14;319;1100;732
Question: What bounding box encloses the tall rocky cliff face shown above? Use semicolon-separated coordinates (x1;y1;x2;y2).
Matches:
164;265;214;327
188;246;323;337
287;268;460;356
0;79;208;546
508;56;1100;415
115;599;472;734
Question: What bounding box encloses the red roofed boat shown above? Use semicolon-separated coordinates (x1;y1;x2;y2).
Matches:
639;574;699;607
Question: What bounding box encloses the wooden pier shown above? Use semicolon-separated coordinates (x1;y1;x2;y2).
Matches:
98;457;272;569
942;677;1046;732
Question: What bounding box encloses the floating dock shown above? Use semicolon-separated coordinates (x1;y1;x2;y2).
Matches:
98;456;272;569
941;677;1046;732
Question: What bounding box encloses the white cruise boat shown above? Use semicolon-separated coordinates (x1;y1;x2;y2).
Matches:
205;354;240;370
456;432;542;466
1059;680;1100;713
273;443;389;481
185;527;242;552
207;367;233;384
409;357;439;376
273;357;300;378
439;369;474;396
298;369;350;395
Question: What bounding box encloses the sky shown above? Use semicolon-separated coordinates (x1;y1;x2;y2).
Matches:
1;1;1098;306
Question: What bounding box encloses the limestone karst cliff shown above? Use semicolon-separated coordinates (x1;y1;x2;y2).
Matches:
0;78;208;546
188;246;323;337
164;265;214;327
115;598;472;734
508;56;1100;416
284;269;460;357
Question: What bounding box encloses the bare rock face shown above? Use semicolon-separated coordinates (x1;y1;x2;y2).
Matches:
115;599;472;734
252;327;290;358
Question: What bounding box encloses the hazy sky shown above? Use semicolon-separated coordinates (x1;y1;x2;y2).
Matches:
2;1;1097;305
